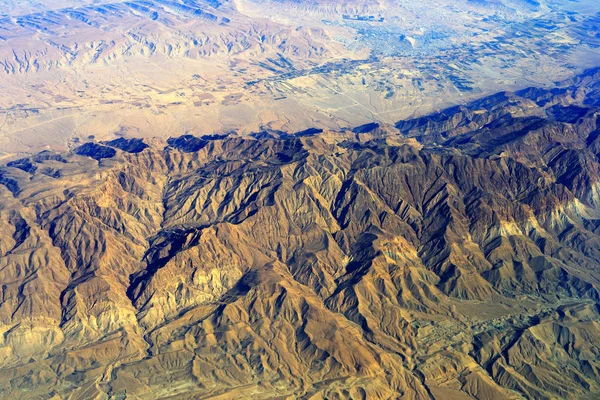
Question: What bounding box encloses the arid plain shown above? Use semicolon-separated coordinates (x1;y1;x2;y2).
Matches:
1;0;600;156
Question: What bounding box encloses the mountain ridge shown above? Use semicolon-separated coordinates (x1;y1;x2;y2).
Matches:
1;70;600;399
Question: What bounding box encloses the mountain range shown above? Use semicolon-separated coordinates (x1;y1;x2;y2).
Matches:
0;68;600;399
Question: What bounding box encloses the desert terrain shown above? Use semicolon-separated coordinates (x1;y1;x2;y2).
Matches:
0;68;599;399
0;0;599;156
1;1;600;399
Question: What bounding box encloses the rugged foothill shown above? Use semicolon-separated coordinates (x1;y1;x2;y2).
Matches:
1;70;600;399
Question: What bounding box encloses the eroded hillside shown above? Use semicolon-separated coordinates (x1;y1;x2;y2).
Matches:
1;71;600;399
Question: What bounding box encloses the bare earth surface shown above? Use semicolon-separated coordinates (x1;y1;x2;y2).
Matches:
2;1;600;399
0;69;600;399
0;0;600;156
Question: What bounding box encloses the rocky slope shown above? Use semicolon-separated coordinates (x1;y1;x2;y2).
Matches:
1;70;600;399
